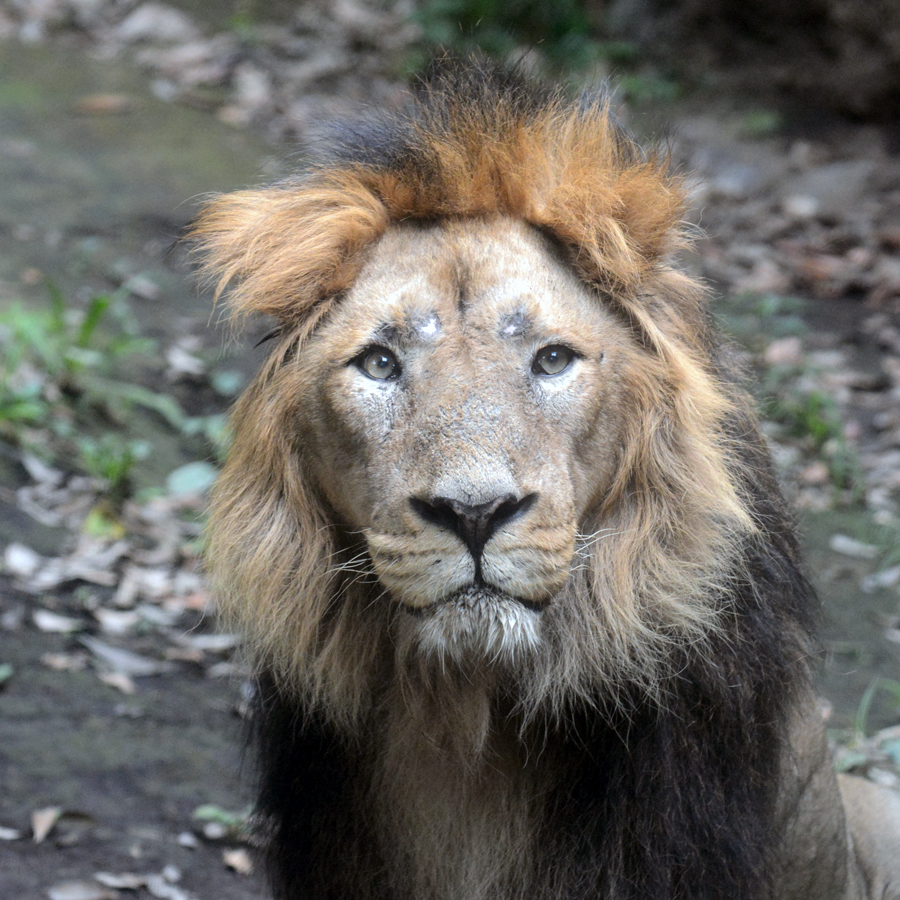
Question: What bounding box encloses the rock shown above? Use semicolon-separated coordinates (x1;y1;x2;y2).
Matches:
764;336;804;367
113;3;200;45
136;35;238;87
706;163;768;200
787;161;876;222
783;194;819;220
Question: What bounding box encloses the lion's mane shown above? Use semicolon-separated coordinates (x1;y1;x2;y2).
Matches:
194;61;818;900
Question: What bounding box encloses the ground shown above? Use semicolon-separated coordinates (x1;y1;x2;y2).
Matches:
0;3;898;899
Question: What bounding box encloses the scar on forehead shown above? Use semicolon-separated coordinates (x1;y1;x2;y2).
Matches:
499;310;533;337
413;313;441;339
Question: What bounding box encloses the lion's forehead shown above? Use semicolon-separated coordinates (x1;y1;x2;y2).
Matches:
330;218;615;351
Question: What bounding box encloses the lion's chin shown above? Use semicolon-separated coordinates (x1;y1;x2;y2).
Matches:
401;586;544;664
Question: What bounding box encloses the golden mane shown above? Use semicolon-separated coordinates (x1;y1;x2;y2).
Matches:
194;63;761;734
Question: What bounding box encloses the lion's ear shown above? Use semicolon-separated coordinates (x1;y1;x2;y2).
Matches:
191;177;390;326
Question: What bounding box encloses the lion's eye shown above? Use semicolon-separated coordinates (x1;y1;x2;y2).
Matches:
358;346;401;380
532;345;575;376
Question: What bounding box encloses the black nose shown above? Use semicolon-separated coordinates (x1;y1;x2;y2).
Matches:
409;493;536;581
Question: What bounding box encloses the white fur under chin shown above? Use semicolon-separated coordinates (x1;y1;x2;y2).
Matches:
409;588;543;665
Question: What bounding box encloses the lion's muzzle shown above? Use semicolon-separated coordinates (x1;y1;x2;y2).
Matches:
408;492;537;584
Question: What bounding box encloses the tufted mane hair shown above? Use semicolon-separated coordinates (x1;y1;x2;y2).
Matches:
195;58;689;320
193;59;820;900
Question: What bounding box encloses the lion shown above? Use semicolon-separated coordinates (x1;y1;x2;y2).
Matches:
192;61;900;900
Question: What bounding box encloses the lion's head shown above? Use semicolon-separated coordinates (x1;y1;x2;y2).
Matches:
194;64;758;733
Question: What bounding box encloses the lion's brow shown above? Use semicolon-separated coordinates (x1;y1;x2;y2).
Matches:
498;310;533;338
372;322;401;345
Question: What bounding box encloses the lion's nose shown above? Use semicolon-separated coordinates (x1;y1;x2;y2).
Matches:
409;493;536;579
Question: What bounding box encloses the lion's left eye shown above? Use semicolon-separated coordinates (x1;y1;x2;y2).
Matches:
532;345;575;376
357;346;401;380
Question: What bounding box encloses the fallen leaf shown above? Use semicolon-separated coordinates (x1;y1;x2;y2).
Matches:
862;565;900;592
75;93;132;115
829;534;879;560
98;671;137;695
223;847;253;874
94;872;146;889
32;806;61;843
41;652;89;672
3;542;43;578
164;647;204;663
0;826;21;840
21;454;64;486
145;873;195;900
94;607;142;635
33;609;83;634
174;633;238;653
80;636;174;676
47;882;116;900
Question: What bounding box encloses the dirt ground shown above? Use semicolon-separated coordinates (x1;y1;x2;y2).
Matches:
1;3;899;899
1;579;265;900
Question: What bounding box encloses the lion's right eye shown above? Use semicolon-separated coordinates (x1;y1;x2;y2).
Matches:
357;346;401;380
532;344;576;377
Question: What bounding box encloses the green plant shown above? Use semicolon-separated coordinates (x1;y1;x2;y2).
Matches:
761;375;863;498
853;678;900;742
715;292;807;351
77;435;151;503
617;72;680;104
0;287;195;503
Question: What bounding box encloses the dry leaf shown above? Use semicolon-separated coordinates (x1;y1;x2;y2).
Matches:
41;652;89;672
98;671;137;695
33;610;83;634
174;633;238;653
223;847;253;875
47;882;116;900
94;872;146;889
75;93;132;115
80;636;174;676
94;608;141;635
0;826;21;840
32;806;61;843
829;534;879;559
145;873;195;900
3;542;42;578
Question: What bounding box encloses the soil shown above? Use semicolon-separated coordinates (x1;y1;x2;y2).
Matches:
0;3;898;898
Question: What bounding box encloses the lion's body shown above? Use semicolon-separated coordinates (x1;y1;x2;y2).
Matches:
194;62;900;900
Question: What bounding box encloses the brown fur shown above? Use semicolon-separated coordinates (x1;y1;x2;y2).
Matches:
192;61;900;900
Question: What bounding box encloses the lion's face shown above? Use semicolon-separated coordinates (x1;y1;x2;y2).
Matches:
290;218;641;659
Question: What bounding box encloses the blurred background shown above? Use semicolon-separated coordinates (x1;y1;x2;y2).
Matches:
0;2;898;897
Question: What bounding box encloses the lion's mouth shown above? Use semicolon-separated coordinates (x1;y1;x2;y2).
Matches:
399;586;544;661
400;585;546;617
